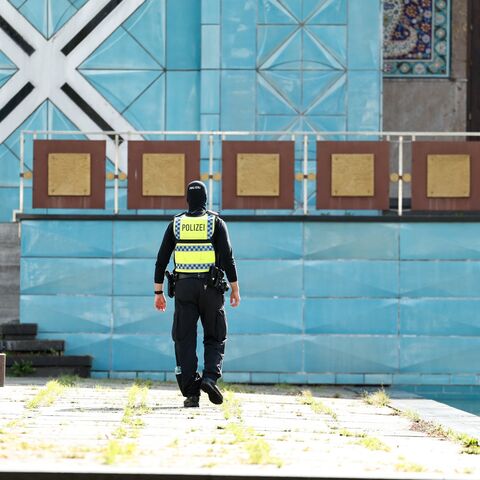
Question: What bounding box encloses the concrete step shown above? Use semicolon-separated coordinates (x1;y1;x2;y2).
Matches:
0;339;64;353
0;323;37;339
6;354;91;367
7;365;91;378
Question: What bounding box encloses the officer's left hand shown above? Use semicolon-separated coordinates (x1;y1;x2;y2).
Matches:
155;293;167;312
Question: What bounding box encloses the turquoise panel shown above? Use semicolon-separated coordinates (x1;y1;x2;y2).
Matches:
307;373;336;384
305;299;397;334
21;295;110;333
123;0;166;66
303;71;346;115
202;0;220;24
37;333;111;370
306;26;347;67
113;221;170;258
166;71;200;130
304;223;398;260
0;51;17;68
221;0;256;68
257;72;299;115
0;145;20;186
258;0;297;24
21;258;112;295
123;74;166;132
201;70;220;114
348;0;381;69
401;299;480;336
113;259;152;296
237;260;303;297
224;334;303;372
221;70;256;130
400;337;480;373
222;372;251;383
336;374;364;384
111;334;174;370
21;221;112;257
347;71;381;131
228;222;302;259
257;25;298;67
364;374;392;385
228;298;303;334
400;261;480;297
303;29;343;70
0;187;18;222
0;71;15;88
19;0;48;37
304;260;398;297
166;0;200;69
81;70;161;113
202;25;220;69
305;336;398;373
80;28;162;70
309;0;347;24
113;296;172;334
251;373;279;383
400;224;480;259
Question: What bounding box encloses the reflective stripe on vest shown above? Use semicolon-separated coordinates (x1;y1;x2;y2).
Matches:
173;213;215;273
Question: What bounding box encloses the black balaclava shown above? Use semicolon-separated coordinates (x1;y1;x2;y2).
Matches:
186;180;207;214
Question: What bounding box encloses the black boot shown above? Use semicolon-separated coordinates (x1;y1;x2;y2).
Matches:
201;377;223;405
183;395;200;408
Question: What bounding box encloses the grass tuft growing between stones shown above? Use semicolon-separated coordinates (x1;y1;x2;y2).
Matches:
102;440;136;465
26;380;65;409
395;457;425;473
355;435;390;452
362;388;390;407
300;390;337;420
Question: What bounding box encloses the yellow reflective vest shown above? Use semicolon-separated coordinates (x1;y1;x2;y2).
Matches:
173;213;216;273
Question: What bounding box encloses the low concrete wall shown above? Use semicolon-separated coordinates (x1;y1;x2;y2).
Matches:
17;218;480;386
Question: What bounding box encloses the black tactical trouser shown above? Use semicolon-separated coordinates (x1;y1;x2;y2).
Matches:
172;277;227;397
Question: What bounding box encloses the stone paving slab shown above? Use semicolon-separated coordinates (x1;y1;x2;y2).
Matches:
0;378;479;479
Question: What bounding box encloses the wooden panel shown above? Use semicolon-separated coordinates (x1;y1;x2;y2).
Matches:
33;140;106;209
222;141;294;209
128;141;200;209
412;142;480;210
316;142;390;210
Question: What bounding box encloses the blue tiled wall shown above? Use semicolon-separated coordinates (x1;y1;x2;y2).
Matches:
0;0;382;220
19;220;480;385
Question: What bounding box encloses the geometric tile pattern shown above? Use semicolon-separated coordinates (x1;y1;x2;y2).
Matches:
8;0;88;39
383;0;451;77
20;219;480;384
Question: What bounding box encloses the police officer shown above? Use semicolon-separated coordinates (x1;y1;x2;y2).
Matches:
154;180;240;408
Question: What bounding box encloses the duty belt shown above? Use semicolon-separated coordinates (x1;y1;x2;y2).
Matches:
176;272;209;280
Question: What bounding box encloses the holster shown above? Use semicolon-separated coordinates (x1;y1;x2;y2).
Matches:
207;266;229;294
165;270;176;298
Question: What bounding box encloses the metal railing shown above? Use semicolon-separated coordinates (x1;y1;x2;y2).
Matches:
15;129;478;220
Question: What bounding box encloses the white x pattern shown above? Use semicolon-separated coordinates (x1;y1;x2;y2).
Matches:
0;0;147;170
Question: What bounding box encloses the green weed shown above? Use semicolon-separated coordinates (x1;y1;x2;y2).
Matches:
26;380;65;409
102;440;136;465
300;390;337;420
9;360;35;377
362;388;390;407
355;435;390;452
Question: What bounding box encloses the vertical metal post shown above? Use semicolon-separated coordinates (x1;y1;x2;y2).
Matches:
0;353;5;387
19;131;25;215
303;134;308;215
114;134;119;215
398;135;404;216
208;134;214;211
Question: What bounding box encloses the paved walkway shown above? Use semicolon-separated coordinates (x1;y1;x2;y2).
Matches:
0;378;479;478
